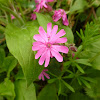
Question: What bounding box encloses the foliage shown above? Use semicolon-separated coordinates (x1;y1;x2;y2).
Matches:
0;0;100;100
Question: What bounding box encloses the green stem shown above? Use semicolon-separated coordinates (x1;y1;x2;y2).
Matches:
48;71;58;78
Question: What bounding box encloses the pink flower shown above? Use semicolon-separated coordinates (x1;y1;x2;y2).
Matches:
11;14;15;20
38;69;50;81
30;13;37;20
53;9;69;26
32;23;69;67
34;0;54;12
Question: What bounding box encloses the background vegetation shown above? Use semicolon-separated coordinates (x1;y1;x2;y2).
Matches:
0;0;100;100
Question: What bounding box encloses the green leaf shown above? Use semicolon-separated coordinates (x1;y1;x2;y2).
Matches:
73;45;83;59
71;79;82;91
77;77;82;85
0;96;3;100
96;7;100;17
55;80;69;96
0;78;15;100
69;92;92;100
92;53;100;70
27;1;36;10
5;21;43;86
85;78;100;99
14;79;36;100
63;61;71;67
75;63;85;74
0;72;6;83
0;25;5;33
61;80;75;92
63;73;75;79
0;0;9;5
75;59;92;66
37;84;57;100
56;0;62;8
58;80;61;96
61;26;74;43
92;0;100;7
70;0;88;13
81;77;97;84
80;78;91;88
76;31;82;39
36;13;51;31
80;19;100;70
86;68;100;78
15;68;25;80
2;56;17;78
81;40;100;70
48;59;61;76
0;48;5;67
48;78;57;83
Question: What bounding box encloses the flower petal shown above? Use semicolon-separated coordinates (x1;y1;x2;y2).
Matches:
34;4;40;12
35;0;39;3
38;73;42;80
44;49;50;67
51;25;58;36
55;37;67;43
43;3;47;8
62;16;69;26
46;4;53;11
30;13;36;20
43;72;50;79
51;49;63;62
41;74;45;81
52;45;69;53
32;42;45;51
32;44;44;51
39;50;47;65
39;26;48;42
47;23;52;37
56;29;66;38
49;25;58;42
11;14;15;19
33;41;44;46
53;11;61;22
33;34;45;43
43;69;48;71
35;47;46;59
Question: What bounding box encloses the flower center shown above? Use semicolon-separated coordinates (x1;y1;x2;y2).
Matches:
46;43;51;48
61;11;64;15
